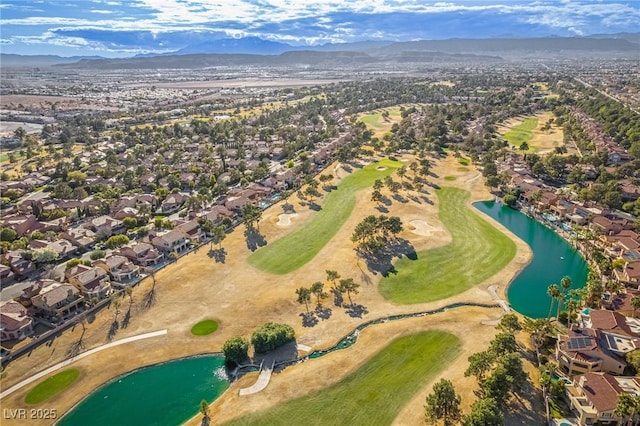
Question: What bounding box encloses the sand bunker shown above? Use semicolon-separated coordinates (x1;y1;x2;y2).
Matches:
376;166;387;171
277;213;298;227
409;220;439;236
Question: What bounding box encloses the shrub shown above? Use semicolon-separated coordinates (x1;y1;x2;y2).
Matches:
105;234;129;249
90;250;106;260
223;336;250;365
251;322;295;354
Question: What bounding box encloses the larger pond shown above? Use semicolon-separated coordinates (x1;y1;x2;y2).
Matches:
57;355;229;426
474;200;588;318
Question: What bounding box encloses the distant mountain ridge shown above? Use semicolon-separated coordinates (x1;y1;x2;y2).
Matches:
2;34;638;68
0;53;103;67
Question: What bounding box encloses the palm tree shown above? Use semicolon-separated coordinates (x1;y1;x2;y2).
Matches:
296;287;311;314
547;284;561;320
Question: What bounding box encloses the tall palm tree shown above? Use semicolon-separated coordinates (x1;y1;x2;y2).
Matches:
547;284;561;320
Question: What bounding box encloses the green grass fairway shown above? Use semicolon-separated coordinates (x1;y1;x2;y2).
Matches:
248;159;401;274
190;319;219;336
379;187;516;304
25;369;80;404
502;117;538;149
224;331;459;426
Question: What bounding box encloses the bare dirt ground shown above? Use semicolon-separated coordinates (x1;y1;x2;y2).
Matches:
498;111;564;154
0;154;540;426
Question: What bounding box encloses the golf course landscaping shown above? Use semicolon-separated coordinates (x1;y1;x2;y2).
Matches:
247;159;401;274
224;330;460;426
190;319;219;336
25;368;80;404
378;186;516;304
502;117;537;149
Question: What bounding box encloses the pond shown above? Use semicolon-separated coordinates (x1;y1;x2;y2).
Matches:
57;355;229;426
474;200;588;318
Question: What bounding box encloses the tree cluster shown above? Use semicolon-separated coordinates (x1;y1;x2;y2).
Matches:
351;214;403;254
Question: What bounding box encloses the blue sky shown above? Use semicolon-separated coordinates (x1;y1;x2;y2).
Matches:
1;0;639;57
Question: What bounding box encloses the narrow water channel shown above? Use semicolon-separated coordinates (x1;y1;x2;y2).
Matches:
474;200;588;318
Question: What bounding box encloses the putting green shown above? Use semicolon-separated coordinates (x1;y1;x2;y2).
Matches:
25;368;80;404
224;331;459;426
379;187;516;304
190;319;219;336
502;117;538;149
248;159;401;274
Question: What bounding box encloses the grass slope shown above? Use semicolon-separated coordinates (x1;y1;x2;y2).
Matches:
190;319;219;336
225;331;459;426
379;187;516;304
248;159;401;274
502;117;538;149
25;369;80;404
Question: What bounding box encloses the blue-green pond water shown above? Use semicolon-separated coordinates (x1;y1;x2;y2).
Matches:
56;355;229;426
474;200;588;318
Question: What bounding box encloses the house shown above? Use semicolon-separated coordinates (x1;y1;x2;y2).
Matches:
151;230;189;254
224;195;252;211
1;251;36;278
614;261;640;287
565;372;640;425
175;220;204;244
60;227;98;250
0;264;15;286
0;300;33;341
591;215;634;236
29;239;78;259
161;193;187;213
556;326;629;376
94;255;140;286
29;280;84;319
67;266;112;299
116;243;164;267
86;215;125;239
0;214;39;237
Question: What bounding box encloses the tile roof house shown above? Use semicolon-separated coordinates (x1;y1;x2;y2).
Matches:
60;227;98;250
86;215;125;239
0;300;33;341
174;219;204;243
94;255;140;286
556;325;631;376
115;243;164;267
29;280;84;318
151;230;189;254
565;372;640;425
614;261;640;287
0;264;15;286
67;266;112;300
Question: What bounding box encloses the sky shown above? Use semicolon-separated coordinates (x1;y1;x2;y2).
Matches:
1;0;639;57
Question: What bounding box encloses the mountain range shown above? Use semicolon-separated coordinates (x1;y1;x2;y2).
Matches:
1;34;638;69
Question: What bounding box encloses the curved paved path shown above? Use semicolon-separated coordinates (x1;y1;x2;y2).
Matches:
0;329;168;399
238;360;275;396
